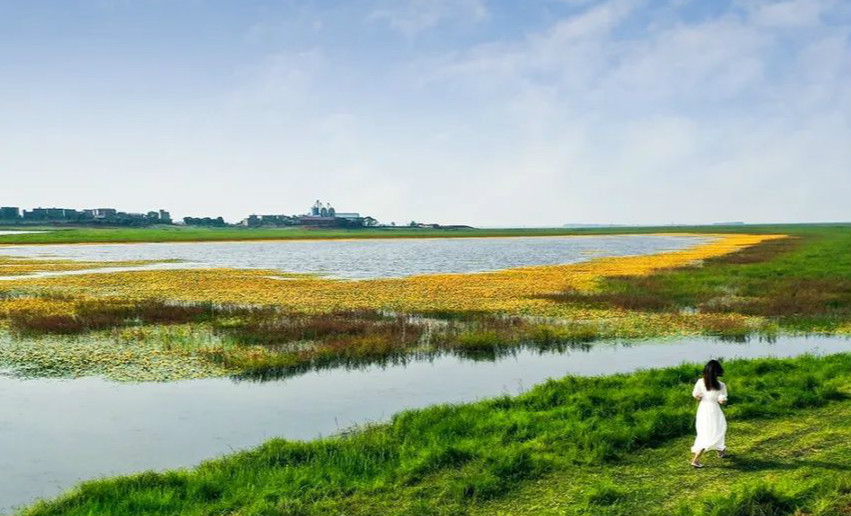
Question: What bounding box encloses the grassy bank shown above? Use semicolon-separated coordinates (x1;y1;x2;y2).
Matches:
545;224;851;333
473;376;851;516
0;222;845;245
18;353;851;516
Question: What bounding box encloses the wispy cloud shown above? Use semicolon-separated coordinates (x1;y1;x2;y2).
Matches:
746;0;833;27
397;0;851;223
369;0;487;38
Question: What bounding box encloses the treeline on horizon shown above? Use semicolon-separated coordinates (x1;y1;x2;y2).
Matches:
0;205;465;229
0;205;381;229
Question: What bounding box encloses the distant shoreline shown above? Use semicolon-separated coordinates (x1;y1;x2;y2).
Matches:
0;222;846;246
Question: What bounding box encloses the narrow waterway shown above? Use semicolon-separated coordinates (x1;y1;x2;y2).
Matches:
1;334;848;513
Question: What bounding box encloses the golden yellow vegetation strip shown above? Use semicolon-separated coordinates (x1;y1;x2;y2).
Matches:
0;234;782;318
0;255;171;276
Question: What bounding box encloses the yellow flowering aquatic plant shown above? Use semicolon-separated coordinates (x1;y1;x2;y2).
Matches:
0;255;174;276
0;234;781;316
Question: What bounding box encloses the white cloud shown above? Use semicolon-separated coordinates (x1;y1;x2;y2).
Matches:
419;0;638;88
747;0;828;27
422;0;776;107
369;0;487;38
398;0;851;224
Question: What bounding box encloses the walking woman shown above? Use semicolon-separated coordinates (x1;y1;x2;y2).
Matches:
690;359;728;468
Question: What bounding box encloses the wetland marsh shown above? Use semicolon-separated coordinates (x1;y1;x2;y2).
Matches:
1;224;849;515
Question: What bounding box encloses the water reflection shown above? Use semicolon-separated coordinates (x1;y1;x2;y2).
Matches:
233;339;595;382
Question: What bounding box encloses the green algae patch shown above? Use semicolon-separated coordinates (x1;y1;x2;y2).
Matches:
0;325;231;382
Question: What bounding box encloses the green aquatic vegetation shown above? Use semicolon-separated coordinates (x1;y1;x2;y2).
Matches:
0;325;230;381
17;354;851;515
1;303;608;381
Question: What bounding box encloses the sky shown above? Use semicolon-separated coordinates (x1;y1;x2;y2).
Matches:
0;0;849;226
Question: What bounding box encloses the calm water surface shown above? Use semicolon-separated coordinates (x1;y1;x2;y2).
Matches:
0;235;707;279
1;335;848;513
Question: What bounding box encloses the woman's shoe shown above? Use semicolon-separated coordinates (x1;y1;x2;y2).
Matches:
690;461;704;468
717;450;727;458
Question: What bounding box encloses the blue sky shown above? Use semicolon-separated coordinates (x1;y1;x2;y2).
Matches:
1;0;849;225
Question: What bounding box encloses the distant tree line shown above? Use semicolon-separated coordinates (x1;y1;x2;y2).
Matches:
183;216;226;227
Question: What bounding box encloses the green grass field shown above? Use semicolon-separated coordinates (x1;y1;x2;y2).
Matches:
0;225;640;245
18;354;851;516
472;387;851;516
0;222;847;245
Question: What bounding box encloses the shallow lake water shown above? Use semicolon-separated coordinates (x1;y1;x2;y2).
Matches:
0;234;707;279
1;335;848;513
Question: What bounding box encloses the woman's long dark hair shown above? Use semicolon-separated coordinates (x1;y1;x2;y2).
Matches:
703;360;724;391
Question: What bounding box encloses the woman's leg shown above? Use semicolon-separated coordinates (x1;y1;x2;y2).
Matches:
691;449;705;467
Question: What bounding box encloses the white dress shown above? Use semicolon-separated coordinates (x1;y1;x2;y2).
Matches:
691;379;727;453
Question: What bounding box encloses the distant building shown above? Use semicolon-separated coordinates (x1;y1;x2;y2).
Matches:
22;208;42;220
8;205;174;226
298;201;372;227
335;212;361;219
92;208;117;219
297;216;342;227
19;207;108;221
0;206;20;220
